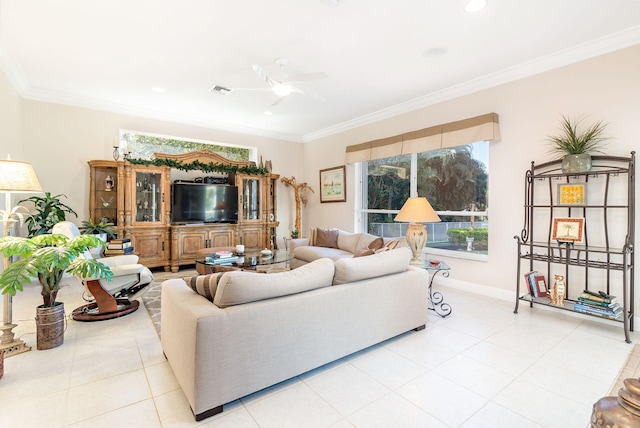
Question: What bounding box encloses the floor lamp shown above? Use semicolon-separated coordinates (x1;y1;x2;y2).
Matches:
0;157;43;357
394;197;441;265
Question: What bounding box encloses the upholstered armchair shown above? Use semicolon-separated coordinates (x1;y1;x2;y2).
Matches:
52;221;154;320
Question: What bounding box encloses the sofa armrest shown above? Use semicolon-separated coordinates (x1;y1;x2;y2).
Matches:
289;238;309;251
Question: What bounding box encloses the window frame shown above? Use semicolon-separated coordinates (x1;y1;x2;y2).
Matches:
357;143;489;262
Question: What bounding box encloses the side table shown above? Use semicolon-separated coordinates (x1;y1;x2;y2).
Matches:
424;260;452;318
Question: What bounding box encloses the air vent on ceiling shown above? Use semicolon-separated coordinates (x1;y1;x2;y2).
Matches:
209;85;232;95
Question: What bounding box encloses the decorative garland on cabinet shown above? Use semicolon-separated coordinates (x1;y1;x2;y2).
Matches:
126;157;268;175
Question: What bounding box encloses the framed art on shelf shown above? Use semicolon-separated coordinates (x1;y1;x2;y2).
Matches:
319;165;346;203
551;217;585;243
557;183;587;206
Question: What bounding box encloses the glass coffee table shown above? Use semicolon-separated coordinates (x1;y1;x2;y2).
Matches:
195;249;293;272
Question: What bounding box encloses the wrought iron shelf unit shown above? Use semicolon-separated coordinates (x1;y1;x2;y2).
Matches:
514;153;635;343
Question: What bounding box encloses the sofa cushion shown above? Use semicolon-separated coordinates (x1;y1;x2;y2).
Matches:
353;248;374;258
333;247;412;285
214;258;335;308
315;228;339;248
336;231;360;253
293;245;353;263
184;273;224;302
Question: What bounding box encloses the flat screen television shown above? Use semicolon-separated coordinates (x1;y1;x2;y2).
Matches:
171;182;238;223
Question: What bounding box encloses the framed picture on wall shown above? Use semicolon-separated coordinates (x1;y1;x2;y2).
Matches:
557;183;587;206
319;165;346;203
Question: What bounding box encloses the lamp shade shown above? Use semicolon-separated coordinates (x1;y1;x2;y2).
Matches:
0;159;43;193
394;197;441;223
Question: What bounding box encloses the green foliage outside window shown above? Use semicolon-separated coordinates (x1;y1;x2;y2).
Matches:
446;228;488;245
121;132;250;161
366;145;487;218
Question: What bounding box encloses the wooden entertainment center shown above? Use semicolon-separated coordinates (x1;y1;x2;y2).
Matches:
88;150;279;272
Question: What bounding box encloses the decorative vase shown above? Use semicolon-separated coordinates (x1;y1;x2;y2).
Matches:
35;302;65;350
591;377;640;427
562;153;592;174
105;175;114;191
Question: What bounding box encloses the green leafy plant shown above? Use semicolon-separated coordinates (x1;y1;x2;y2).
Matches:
446;228;488;245
79;217;117;239
547;115;609;156
291;229;299;238
18;192;78;237
0;234;112;308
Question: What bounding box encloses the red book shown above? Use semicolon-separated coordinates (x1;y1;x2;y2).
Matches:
534;275;548;297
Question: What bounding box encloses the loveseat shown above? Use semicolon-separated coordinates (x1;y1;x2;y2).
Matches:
161;246;429;421
289;227;403;269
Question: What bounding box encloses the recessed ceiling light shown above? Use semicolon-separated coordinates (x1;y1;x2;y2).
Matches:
151;87;165;93
422;45;449;58
264;111;273;115
464;0;487;13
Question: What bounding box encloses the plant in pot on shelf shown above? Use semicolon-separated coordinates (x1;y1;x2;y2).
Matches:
80;217;117;256
19;192;77;237
0;234;112;350
547;115;609;174
291;229;299;239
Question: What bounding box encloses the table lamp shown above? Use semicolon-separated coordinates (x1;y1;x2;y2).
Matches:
0;157;43;357
394;197;441;265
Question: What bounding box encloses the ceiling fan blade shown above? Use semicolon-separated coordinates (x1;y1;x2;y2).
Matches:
284;72;328;83
271;96;285;106
252;64;274;86
228;87;273;92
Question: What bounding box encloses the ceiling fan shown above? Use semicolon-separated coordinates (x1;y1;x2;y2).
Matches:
210;58;328;106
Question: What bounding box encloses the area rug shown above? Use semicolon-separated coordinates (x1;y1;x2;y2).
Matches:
141;268;197;337
608;343;640;395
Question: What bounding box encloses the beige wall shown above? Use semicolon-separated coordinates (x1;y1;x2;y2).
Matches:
302;44;640;297
0;68;21;157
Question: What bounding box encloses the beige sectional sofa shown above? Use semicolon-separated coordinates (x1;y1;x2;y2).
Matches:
290;228;401;268
161;246;429;421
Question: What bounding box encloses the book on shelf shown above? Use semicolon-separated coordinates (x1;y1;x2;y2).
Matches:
574;302;623;320
524;271;538;297
109;238;131;244
533;274;547;298
577;296;619;309
105;246;134;255
577;292;617;305
107;241;132;250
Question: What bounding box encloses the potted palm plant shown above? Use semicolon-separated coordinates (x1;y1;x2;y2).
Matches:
0;233;112;350
547;115;609;173
19;192;77;237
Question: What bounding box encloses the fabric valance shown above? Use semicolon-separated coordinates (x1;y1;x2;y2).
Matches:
345;112;500;164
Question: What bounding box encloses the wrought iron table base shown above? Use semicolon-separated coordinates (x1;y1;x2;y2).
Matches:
426;263;452;317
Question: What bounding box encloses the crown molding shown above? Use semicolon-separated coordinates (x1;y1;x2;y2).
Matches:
301;25;640;142
2;25;640;145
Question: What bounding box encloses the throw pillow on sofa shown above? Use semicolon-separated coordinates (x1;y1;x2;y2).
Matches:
184;273;225;302
315;228;339;248
214;258;335;308
353;248;374;258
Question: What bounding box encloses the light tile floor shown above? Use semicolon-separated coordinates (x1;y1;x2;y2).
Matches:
1;274;637;428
